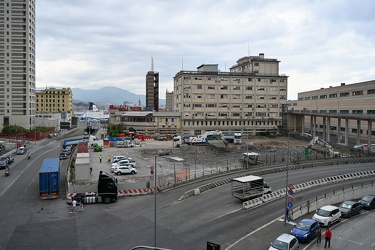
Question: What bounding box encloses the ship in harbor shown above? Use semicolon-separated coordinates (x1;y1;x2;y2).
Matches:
80;102;109;121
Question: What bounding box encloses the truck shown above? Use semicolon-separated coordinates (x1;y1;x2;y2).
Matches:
240;152;260;166
63;135;98;148
233;133;242;144
39;158;60;199
69;171;118;204
231;175;272;201
188;130;223;145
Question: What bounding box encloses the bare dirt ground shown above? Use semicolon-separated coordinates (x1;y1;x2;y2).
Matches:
101;136;321;183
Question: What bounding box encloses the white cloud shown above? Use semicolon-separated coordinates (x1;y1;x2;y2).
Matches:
36;0;375;100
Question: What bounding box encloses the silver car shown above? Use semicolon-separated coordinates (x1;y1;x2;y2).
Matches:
269;233;299;250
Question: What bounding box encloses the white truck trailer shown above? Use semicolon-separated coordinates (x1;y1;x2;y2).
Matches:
231;175;271;201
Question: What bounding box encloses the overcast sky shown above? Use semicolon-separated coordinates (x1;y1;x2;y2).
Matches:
35;0;375;100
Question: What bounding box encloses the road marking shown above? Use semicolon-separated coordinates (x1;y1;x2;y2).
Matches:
225;216;282;250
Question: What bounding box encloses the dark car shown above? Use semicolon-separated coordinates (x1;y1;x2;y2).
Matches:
7;156;14;164
59;153;67;160
339;200;362;218
291;218;320;243
0;157;9;169
358;195;375;210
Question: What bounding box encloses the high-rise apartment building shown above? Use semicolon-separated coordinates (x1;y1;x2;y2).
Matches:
165;89;173;111
173;53;288;135
146;70;159;111
36;87;73;113
0;0;36;130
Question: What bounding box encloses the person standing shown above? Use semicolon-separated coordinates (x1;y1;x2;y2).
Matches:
78;198;84;212
324;228;332;248
107;155;111;163
70;199;77;214
99;155;102;163
316;226;322;245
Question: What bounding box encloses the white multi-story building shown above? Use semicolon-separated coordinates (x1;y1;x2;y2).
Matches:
173;53;288;136
0;0;36;130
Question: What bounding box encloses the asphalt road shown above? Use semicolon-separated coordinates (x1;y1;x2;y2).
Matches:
0;139;374;249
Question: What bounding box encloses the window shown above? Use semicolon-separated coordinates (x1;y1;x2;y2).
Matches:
329;93;337;98
254;62;259;66
233;86;240;90
305;97;310;100
312;96;318;100
207;85;215;90
220;86;228;90
352;110;363;114
257;87;265;91
320;95;327;99
196;85;202;89
245;95;252;99
368;89;375;94
367;110;375;115
245;86;253;90
352;91;363;96
247;78;252;81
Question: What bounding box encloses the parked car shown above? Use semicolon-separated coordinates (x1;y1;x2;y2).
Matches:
16;147;27;155
6;156;14;164
111;158;136;168
0;157;9;169
59;153;67;160
113;165;137;175
111;161;136;172
339;200;362;217
358;195;375;210
269;233;299;250
291;218;320;243
62;149;71;155
312;205;341;227
112;155;127;163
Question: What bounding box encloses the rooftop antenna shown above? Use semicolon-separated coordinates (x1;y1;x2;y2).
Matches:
151;55;154;71
138;98;141;106
182;58;184;70
248;43;250;56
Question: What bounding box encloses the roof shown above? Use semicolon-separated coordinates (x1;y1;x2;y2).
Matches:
276;233;296;242
319;205;338;211
232;175;263;183
121;112;153;117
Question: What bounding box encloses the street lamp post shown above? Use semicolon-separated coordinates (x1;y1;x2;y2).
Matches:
153;155;184;248
284;132;290;223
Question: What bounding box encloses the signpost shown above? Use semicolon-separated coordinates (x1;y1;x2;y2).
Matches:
287;183;294;221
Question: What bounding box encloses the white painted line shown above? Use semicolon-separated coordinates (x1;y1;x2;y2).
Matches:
225;216;283;250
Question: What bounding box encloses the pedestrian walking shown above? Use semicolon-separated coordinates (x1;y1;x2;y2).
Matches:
316;227;322;244
70;199;77;214
107;155;111;163
324;228;332;248
78;198;84;212
99;155;102;163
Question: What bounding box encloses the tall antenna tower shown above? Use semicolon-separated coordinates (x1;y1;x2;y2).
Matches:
151;55;154;71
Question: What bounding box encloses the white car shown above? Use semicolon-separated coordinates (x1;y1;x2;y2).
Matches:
113;165;137;175
269;233;299;250
111;159;136;168
112;156;127;163
312;205;341;227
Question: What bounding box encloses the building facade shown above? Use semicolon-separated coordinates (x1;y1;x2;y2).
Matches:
165;89;173;111
288;80;375;145
0;0;36;130
173;53;288;136
146;70;159;111
36;87;73;113
108;105;181;136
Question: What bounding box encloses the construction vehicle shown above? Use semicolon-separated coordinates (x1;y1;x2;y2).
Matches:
305;136;341;157
173;135;183;148
240;152;260;166
353;144;375;154
231;175;272;201
234;133;242;144
187;130;223;145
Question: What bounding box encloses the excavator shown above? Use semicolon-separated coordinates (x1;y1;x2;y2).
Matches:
305;136;341;158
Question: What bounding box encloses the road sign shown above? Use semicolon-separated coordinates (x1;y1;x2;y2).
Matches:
150;176;154;180
150;166;154;171
288;184;294;189
150;170;154;175
288;197;293;202
288;189;294;195
207;241;220;250
287;202;293;208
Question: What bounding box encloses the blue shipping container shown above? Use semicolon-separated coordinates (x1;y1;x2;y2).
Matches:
39;158;60;199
